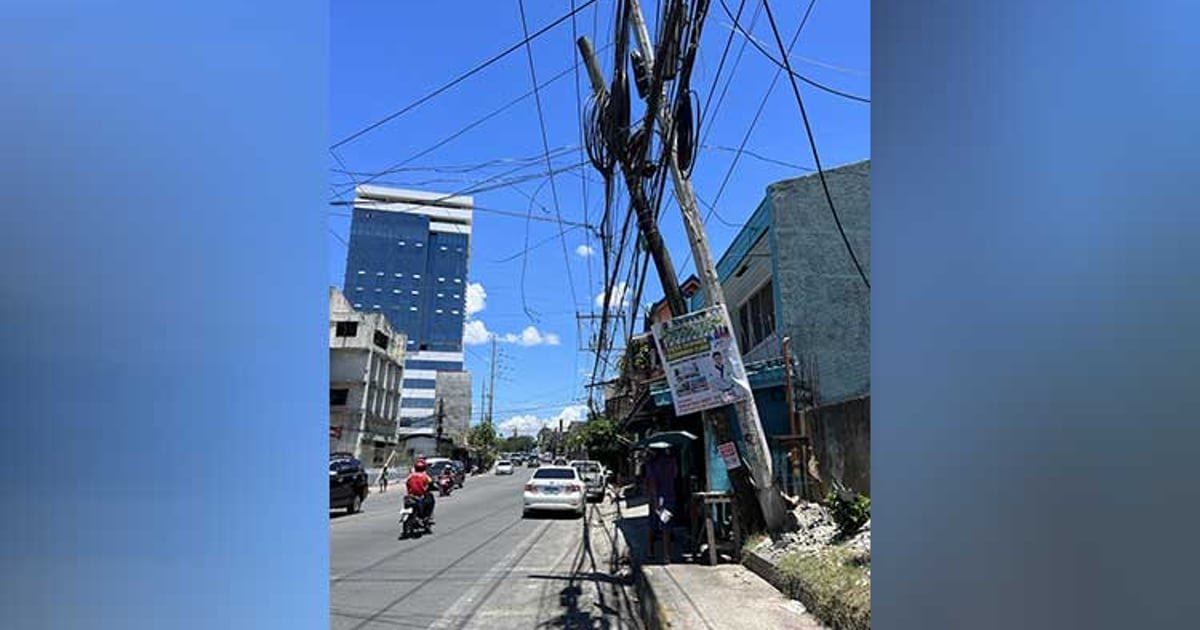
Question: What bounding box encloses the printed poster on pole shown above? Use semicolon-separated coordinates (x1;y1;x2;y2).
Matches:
651;306;751;416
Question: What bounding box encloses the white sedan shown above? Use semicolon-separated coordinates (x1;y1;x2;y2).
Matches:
495;460;514;475
522;466;586;518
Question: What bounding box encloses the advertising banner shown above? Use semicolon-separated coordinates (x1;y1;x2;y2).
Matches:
652;306;751;416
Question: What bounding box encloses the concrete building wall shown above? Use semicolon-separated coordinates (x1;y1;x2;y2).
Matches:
769;160;870;404
435;371;472;444
330;287;407;463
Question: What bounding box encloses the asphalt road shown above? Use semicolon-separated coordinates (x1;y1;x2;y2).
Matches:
331;470;641;630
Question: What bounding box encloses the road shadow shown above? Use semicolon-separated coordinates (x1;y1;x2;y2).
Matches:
615;509;689;566
525;503;641;629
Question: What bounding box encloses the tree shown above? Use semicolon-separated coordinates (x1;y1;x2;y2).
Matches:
567;413;625;472
468;421;498;468
500;435;536;454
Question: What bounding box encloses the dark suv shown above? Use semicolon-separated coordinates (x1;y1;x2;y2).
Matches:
330;454;369;514
428;459;466;489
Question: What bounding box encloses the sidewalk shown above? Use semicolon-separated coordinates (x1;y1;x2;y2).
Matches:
607;497;827;629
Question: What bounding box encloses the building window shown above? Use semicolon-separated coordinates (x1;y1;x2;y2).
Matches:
373;330;389;350
376;271;384;276
435;309;444;314
374;288;382;292
415;242;423;247
413;274;421;280
393;289;401;294
335;321;358;337
453;278;461;284
410;306;418;311
357;270;365;275
372;304;381;309
355;286;363;292
453;294;460;300
411;290;419;295
451;310;459;315
438;277;445;283
737;280;776;350
394;272;403;278
436;292;444;298
353;303;363;308
440;246;448;251
330;388;349;406
399;241;406;246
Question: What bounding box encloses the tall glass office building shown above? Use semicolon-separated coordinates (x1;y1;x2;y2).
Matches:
343;185;472;422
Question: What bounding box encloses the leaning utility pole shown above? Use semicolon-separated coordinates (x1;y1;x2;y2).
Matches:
635;0;796;532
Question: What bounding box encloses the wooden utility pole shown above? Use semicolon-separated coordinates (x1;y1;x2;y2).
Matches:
435;398;446;457
626;0;794;532
574;41;687;317
486;335;498;425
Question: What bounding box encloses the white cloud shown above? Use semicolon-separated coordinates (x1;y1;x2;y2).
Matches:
501;325;561;347
575;244;595;258
465;320;561;348
463;320;492;345
594;281;631;310
465;282;487;317
497;404;589;437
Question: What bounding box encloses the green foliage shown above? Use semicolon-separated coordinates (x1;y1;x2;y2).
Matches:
567;413;625;469
824;484;871;539
499;435;536;454
469;422;499;467
777;548;871;630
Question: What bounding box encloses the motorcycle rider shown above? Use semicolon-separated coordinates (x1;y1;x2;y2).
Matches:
405;458;435;523
437;465;455;495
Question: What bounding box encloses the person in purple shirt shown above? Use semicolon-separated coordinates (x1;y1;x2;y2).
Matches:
644;442;678;563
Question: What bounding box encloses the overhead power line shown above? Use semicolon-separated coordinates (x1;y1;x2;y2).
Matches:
761;0;869;288
330;0;599;151
717;0;869;104
329;45;612;200
518;0;581;314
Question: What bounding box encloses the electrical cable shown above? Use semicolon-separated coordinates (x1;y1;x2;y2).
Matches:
761;0;869;288
330;0;599;151
518;0;582;315
717;0;869;104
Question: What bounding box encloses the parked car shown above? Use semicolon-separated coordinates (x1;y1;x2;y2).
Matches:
523;466;586;518
428;459;465;488
568;460;606;502
330;454;368;514
495;460;514;475
526;458;540;468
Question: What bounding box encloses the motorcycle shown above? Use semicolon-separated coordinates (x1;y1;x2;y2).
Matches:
438;474;454;497
399;495;432;539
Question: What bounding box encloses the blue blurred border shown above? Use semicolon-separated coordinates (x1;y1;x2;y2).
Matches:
1;2;327;628
874;1;1200;628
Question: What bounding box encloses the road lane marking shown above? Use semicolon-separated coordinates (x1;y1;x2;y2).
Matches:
428;519;556;630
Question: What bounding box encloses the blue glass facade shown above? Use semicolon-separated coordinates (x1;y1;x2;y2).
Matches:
341;191;472;424
343;208;469;356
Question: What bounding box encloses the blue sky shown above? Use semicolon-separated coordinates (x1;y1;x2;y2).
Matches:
330;0;869;436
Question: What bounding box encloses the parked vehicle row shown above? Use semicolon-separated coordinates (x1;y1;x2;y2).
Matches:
331;454;470;515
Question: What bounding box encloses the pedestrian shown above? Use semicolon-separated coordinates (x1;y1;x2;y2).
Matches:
378;465;389;494
644;442;678;564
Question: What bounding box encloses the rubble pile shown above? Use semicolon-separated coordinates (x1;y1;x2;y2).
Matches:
752;503;871;567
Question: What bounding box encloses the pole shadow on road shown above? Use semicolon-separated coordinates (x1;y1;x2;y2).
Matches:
523;498;638;629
